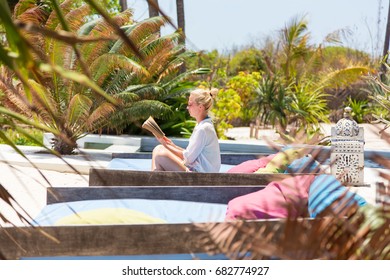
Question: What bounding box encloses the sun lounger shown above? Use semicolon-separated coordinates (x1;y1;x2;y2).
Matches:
0;185;267;259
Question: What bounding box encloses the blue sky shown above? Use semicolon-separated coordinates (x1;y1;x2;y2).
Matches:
126;0;389;57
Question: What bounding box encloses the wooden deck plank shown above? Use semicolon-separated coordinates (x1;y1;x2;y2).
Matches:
46;185;265;204
0;221;283;259
89;168;296;186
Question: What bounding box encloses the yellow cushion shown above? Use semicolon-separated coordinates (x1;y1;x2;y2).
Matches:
55;208;167;225
255;148;304;173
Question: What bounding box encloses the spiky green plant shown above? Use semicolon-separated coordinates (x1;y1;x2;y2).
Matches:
343;97;369;124
252;76;293;133
0;0;208;153
365;65;390;123
289;81;330;128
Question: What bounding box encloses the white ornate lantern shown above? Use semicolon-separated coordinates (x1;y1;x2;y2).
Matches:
330;107;365;186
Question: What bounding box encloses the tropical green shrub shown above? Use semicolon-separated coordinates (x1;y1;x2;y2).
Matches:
228;48;266;75
0;127;43;146
184;49;224;71
211;88;241;139
224;71;260;125
322;46;372;70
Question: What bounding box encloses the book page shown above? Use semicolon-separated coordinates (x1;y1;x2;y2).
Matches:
142;116;165;138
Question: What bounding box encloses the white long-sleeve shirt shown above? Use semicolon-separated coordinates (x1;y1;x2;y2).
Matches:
183;117;221;172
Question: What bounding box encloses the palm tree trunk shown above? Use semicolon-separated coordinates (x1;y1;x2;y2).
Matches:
52;135;78;155
176;0;185;45
147;0;160;37
381;0;390;77
7;0;19;13
119;0;128;11
176;0;186;73
147;0;160;17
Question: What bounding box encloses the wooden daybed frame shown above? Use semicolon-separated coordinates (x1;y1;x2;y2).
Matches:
89;150;327;186
0;185;276;259
88;168;300;186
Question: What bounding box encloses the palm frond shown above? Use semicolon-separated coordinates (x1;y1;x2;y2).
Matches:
90;53;149;86
115;91;140;103
15;5;48;25
108;16;170;60
282;16;309;50
0;182;32;226
29;79;59;123
320;66;374;88
110;99;172;126
145;21;179;42
102;99;170;132
156;49;197;82
66;94;93;129
147;51;178;79
86;102;117;131
161;81;197;99
45;0;74;31
141;37;179;72
64;4;92;32
79;9;133;67
162;68;211;92
129;100;173;119
195;201;389;260
322;29;343;45
12;0;36;19
128;16;168;47
124;84;165;99
39;63;118;105
0;73;32;116
101;70;133;95
195;221;287;260
14;3;49;58
0;1;33;77
77;17;100;36
0;106;58;134
109;24;137;55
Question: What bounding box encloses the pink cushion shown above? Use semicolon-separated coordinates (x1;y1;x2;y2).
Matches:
225;175;315;220
227;154;276;173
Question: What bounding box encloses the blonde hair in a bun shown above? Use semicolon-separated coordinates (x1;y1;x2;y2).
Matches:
190;88;218;113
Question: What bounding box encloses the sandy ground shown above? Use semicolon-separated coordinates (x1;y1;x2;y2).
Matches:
0;163;89;226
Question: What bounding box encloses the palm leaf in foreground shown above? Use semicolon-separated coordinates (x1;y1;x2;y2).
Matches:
193;199;389;259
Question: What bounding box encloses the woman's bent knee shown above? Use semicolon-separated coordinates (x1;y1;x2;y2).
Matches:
152;144;166;155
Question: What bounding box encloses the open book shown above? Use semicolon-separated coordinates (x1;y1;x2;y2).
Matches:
142;116;165;138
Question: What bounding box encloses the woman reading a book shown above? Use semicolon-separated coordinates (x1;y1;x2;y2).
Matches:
151;88;221;172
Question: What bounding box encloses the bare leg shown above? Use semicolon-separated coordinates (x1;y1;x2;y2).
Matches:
152;145;187;171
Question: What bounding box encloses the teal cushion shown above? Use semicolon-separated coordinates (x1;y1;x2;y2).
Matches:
308;174;367;218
